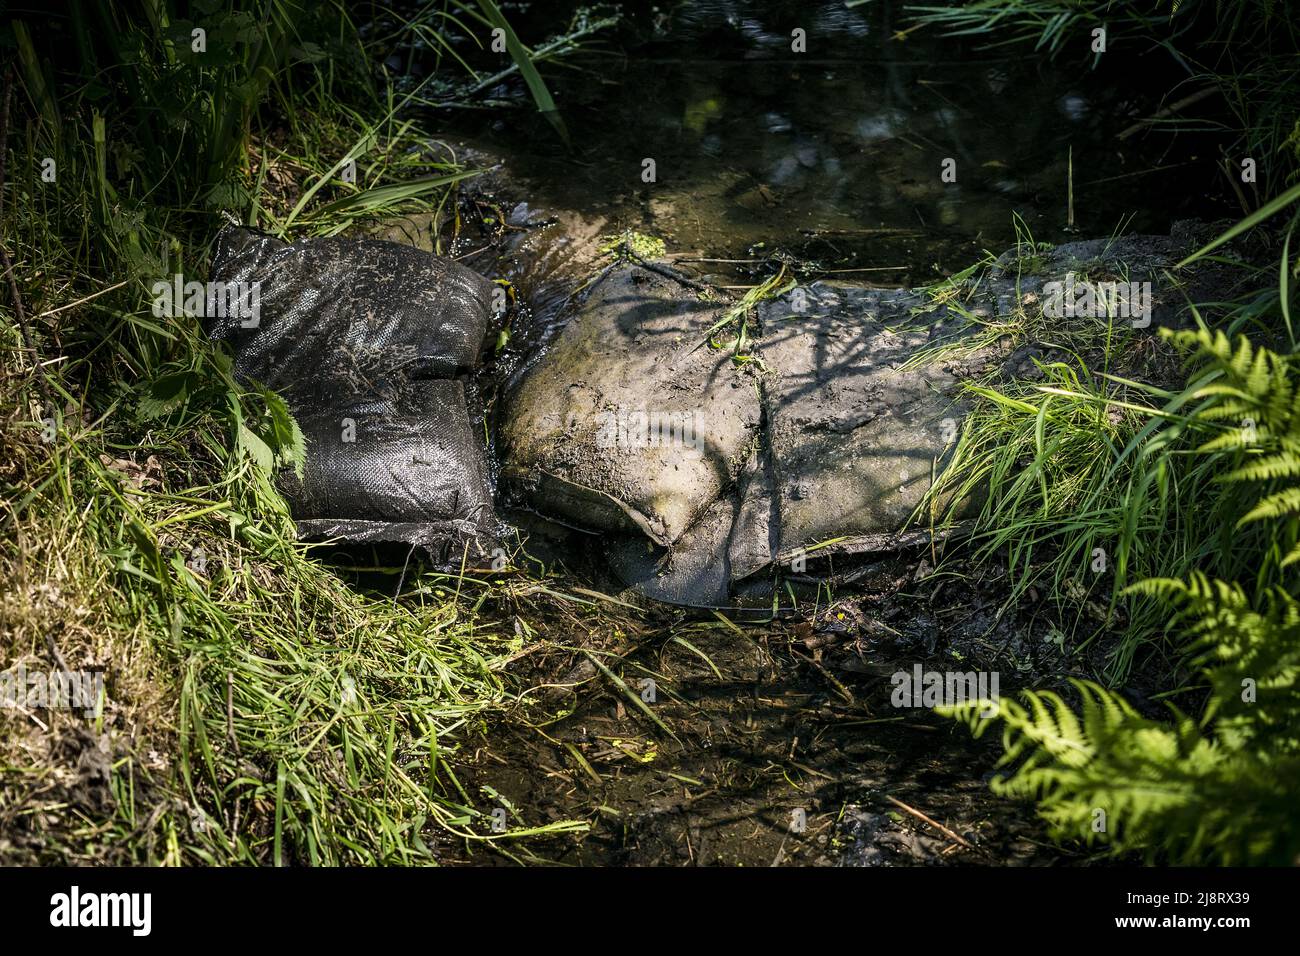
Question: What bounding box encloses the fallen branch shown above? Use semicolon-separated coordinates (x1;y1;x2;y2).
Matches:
885;794;973;850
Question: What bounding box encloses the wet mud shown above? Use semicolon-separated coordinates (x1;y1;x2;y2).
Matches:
439;547;1109;866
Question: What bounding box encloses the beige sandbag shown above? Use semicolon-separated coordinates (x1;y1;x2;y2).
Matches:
499;264;761;546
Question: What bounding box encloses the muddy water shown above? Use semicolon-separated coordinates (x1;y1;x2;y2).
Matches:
390;1;1212;865
427;0;1214;287
447;582;1067;866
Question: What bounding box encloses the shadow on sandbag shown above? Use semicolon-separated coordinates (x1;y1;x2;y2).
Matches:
207;226;499;565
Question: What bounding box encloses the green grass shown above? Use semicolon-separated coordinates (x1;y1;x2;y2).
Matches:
901;213;1133;369
900;0;1300;679
0;0;609;865
941;323;1300;864
898;0;1300;865
5;0;1297;868
921;204;1300;679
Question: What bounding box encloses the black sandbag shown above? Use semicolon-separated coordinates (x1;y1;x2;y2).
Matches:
207;226;499;560
284;381;493;516
208;227;493;393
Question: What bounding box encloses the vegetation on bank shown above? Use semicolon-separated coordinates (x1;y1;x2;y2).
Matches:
0;0;604;864
907;0;1300;863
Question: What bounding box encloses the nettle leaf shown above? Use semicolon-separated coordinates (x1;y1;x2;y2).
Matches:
237;423;275;473
260;387;307;479
210;342;235;378
139;369;198;420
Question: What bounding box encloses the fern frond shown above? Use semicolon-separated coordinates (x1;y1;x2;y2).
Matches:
1224;453;1300;482
1239;487;1300;525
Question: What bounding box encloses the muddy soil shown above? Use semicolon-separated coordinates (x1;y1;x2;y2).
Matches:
353;151;1193;868
417;535;1147;866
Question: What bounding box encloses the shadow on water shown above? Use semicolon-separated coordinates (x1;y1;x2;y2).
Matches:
424;0;1220;287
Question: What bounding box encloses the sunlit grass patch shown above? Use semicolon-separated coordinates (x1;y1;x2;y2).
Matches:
1;0;607;864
